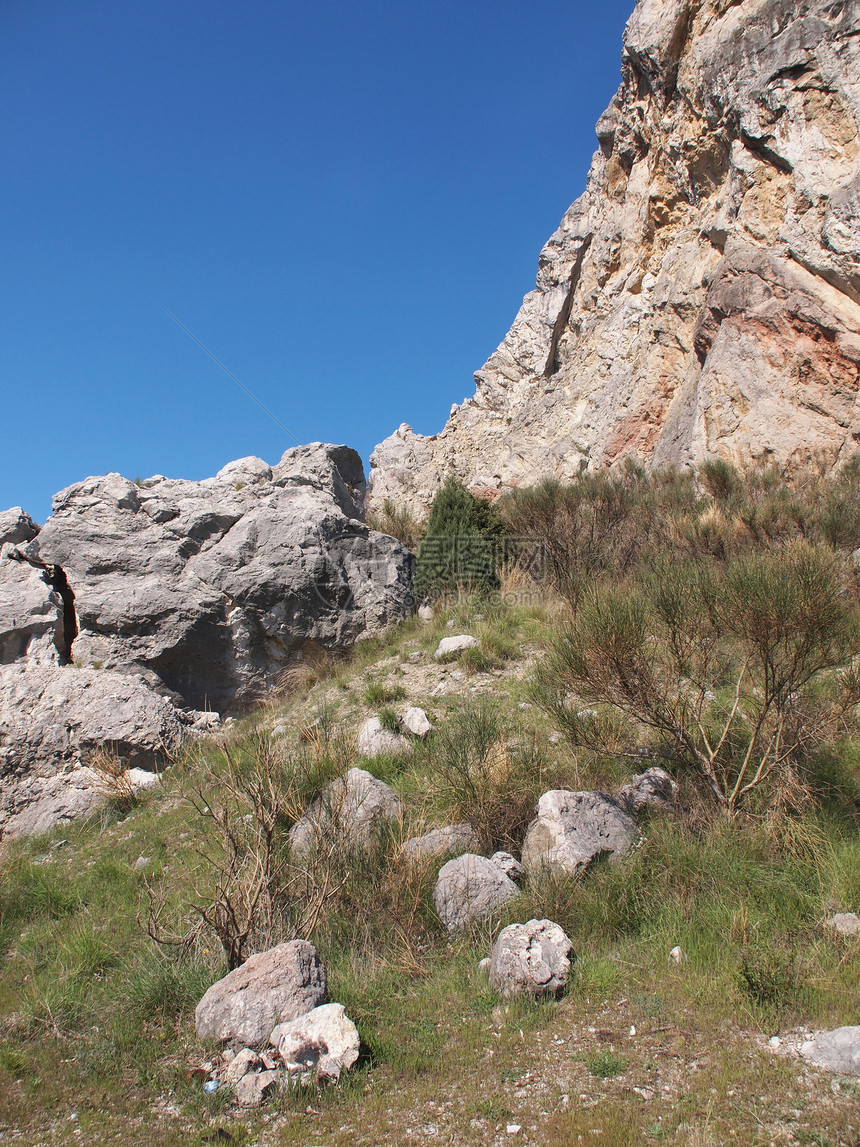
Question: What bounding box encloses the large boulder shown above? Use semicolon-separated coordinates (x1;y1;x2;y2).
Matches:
433;853;520;932
800;1027;860;1076
0;663;190;838
270;1003;360;1084
489;919;573;998
289;768;402;857
521;790;637;877
26;444;414;714
195;940;327;1048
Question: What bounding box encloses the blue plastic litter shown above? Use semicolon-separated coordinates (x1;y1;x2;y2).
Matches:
203;1079;220;1093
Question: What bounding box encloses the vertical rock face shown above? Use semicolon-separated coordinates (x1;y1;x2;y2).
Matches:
369;0;860;516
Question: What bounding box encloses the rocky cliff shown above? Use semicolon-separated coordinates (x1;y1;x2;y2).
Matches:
369;0;860;516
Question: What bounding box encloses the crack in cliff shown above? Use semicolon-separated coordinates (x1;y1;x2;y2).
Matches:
739;129;794;174
8;550;78;664
543;234;593;379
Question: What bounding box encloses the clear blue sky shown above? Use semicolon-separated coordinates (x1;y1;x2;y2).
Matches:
1;0;634;522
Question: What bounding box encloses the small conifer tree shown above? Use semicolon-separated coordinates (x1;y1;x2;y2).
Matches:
414;476;503;600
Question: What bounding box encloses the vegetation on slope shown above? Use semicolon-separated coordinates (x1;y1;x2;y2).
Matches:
2;460;860;1145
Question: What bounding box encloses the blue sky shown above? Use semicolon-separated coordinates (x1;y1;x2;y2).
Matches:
1;0;634;521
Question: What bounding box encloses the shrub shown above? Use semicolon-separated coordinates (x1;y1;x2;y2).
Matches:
414;477;504;601
532;542;859;814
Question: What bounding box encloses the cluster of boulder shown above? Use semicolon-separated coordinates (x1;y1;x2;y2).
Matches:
0;445;414;838
194;940;360;1104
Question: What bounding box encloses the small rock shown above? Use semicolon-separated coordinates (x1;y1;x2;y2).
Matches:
270;1003;360;1084
800;1027;860;1075
548;732;563;745
490;852;525;881
234;1068;280;1106
825;912;860;937
434;635;478;660
617;767;678;813
768;1036;781;1049
407;651;423;663
223;1047;261;1085
446;619;455;628
401;706;432;738
489;919;573;999
433;853;520;932
356;717;411;758
478;957;491;974
134;855;151;870
506;1125;522;1135
418;604;434;622
668;945;687;965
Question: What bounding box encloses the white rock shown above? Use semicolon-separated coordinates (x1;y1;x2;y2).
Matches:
223;1047;261;1085
825;912;860;937
521;790;637;877
489;919;573;998
356;716;410;758
434;635;478;660
668;946;687;965
418;604;434;622
401;823;479;864
270;1003;360;1084
401;706;432;738
800;1027;860;1076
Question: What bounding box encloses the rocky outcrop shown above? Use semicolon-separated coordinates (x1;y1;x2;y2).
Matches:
0;444;415;836
28;443;414;713
369;0;860;516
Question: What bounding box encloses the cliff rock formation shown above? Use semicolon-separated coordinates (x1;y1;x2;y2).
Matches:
369;0;860;516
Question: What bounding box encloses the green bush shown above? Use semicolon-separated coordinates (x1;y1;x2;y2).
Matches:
414;477;504;601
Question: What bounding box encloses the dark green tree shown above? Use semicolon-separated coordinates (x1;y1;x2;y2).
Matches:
414;476;504;600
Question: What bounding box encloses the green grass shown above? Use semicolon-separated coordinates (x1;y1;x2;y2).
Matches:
1;587;859;1144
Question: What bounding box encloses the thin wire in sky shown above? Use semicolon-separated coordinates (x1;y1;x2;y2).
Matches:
161;306;302;446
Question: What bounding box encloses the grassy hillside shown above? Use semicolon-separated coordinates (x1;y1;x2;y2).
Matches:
2;461;860;1146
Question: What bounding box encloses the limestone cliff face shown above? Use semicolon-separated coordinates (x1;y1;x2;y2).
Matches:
369;0;860;516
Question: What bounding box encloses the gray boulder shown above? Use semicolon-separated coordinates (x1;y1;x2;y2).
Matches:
0;663;190;838
401;823;479;864
0;507;39;547
617;767;678;813
270;1002;360;1084
800;1027;860;1076
433;853;520;932
356;716;411;758
489;919;573;998
195;940;327;1048
289;768;402;857
26;444;414;714
521;790;637;877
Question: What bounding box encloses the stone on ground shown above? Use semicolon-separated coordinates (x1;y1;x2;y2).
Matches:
356;716;411;758
617;767;678;813
401;706;432;738
401;823;479;864
521;790;637;877
270;1003;360;1085
825;912;860;937
800;1027;860;1075
433;853;520;932
490;851;525;881
234;1068;281;1106
489;919;573;999
434;634;478;660
195;940;326;1048
289;768;402;856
